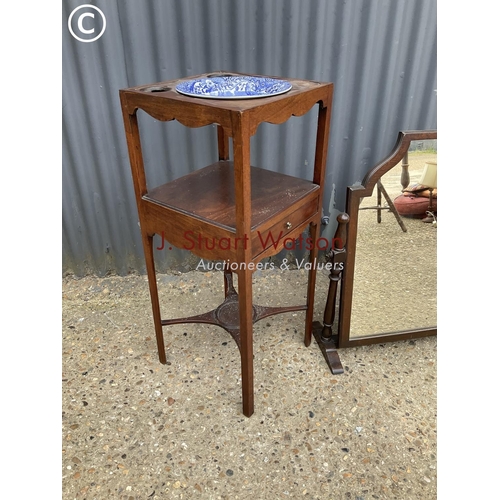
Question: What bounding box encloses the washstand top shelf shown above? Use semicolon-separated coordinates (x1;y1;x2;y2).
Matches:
120;71;333;135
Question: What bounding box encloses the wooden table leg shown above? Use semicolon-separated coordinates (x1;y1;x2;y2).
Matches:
223;262;232;298
142;233;167;365
238;267;254;417
304;219;320;347
376;181;382;223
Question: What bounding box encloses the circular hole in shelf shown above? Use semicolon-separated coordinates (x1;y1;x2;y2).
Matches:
206;73;235;78
141;86;171;92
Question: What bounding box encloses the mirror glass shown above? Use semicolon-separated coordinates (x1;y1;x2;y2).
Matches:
349;139;437;338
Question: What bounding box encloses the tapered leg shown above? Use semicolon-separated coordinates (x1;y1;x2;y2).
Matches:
304;221;320;347
142;233;167;364
223;262;232;298
376;181;382;223
237;267;254;417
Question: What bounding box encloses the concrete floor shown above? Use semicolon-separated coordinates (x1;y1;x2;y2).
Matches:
62;269;437;499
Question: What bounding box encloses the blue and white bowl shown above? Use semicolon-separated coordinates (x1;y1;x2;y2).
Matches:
176;75;292;99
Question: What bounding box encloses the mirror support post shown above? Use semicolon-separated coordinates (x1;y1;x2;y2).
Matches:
312;213;349;374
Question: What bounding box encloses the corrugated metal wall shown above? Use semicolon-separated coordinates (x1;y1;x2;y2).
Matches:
62;0;437;276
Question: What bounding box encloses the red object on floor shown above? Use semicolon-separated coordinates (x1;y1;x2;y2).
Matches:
393;194;437;218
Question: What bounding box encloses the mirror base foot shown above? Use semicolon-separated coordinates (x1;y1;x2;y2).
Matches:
312;321;344;375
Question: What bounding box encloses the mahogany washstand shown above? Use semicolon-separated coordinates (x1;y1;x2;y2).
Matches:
120;72;333;416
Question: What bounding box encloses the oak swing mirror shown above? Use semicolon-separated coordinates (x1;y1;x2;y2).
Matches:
337;130;437;347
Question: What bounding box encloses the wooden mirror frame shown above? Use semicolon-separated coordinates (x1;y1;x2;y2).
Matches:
337;130;437;348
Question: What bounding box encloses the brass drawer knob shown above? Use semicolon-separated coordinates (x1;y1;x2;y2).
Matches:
286;222;292;229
